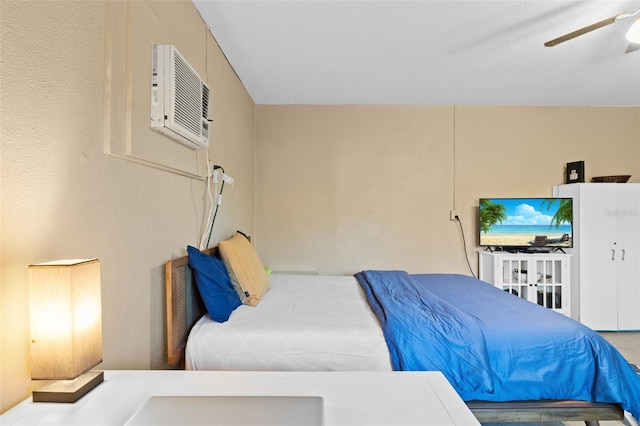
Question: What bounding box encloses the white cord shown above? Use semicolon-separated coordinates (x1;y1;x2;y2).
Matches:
199;149;215;250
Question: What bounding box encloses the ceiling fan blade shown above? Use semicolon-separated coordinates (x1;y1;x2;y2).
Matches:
545;15;619;47
625;43;640;53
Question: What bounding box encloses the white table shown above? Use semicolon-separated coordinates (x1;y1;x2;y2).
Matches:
1;370;480;425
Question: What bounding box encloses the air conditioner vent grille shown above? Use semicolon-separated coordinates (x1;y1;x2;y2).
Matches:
173;52;204;137
202;85;210;138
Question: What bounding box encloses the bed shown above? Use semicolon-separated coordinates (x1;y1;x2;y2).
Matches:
166;244;637;424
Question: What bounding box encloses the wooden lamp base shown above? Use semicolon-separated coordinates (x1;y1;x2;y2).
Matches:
32;370;104;403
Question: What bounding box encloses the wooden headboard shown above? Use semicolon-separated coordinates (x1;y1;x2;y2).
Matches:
165;247;217;367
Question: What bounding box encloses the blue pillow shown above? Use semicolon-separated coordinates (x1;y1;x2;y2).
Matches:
187;246;241;322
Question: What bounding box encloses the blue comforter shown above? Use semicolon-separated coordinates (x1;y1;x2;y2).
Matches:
355;270;640;419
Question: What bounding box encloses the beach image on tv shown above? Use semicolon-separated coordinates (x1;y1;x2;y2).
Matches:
479;198;573;247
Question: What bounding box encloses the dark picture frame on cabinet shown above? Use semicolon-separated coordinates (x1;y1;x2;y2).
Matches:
566;161;585;184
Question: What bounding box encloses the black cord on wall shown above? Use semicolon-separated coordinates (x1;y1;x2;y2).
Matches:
455;214;477;279
205;165;226;248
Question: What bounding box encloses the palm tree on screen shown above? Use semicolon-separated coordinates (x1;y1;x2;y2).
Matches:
480;199;507;233
540;198;572;228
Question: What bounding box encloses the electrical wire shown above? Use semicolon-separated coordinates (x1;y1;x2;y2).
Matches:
199;152;215;250
455;214;477;279
205;165;225;249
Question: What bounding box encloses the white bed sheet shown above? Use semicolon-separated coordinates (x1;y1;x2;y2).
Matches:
185;274;392;371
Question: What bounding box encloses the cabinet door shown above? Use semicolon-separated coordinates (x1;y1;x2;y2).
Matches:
533;257;567;314
616;185;640;330
499;257;531;302
579;185;618;330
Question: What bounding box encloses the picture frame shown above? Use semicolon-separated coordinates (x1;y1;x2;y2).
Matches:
566;161;585;184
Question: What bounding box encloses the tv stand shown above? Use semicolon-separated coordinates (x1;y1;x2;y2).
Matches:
478;251;571;316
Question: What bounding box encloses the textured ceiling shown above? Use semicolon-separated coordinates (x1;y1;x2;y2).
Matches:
193;0;640;106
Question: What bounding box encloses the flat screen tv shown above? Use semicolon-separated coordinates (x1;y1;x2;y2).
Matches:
479;197;573;251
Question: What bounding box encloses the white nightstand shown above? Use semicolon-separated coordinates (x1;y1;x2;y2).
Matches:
1;370;479;425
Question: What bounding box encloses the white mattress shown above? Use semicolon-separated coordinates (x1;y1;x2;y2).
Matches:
185;274;392;371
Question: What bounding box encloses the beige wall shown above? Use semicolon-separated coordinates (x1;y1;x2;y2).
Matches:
0;0;255;413
255;106;459;274
255;105;640;275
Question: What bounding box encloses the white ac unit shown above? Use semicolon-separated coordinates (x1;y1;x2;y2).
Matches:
151;44;210;149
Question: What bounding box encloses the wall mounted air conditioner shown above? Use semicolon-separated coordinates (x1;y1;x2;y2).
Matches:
151;44;210;149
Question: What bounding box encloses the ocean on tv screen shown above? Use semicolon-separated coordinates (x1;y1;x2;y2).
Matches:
479;198;573;248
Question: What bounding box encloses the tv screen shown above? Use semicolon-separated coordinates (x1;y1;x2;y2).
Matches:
479;197;573;250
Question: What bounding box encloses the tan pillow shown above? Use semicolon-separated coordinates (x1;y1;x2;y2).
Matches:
219;234;270;306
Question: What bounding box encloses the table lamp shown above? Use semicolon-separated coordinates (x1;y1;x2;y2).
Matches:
28;259;103;403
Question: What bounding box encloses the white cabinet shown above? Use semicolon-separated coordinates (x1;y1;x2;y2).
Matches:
556;183;640;331
479;251;571;316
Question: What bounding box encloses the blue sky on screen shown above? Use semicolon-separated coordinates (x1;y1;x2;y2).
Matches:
491;198;558;226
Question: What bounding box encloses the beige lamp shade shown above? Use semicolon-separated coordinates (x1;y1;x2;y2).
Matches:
29;259;102;380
